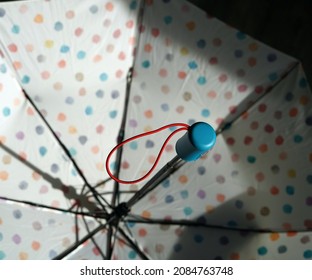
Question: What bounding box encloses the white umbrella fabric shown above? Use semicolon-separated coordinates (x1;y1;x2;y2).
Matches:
0;0;311;260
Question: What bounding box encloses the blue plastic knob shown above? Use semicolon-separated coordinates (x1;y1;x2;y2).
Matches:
175;122;216;161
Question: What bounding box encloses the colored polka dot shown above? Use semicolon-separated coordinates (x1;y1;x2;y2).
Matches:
194;234;204;243
234;49;244;58
247;155;256;164
270;233;280;241
196;39;206;48
201;109;210;117
260;206;270;216
303;250;312;259
278;245;287;254
44;40;54;48
11;24;20;34
99;73;108;81
197;76;207;85
0;8;6;17
85;106;93;115
2;107;11;117
0;251;5;260
34;14;44;23
305;116;312;126
236;31;246;40
275;135;284;145
305;197;312;206
21;75;30;84
54;21;63;31
183;207;193;216
188;61;198;69
60;45;70;53
142;60;150;68
164;15;173;24
105;2;114;11
283;204;293;214
75;27;83;37
258;246;268;256
77;50;86;59
267;53;277;62
39;146;47;156
165;195;174;203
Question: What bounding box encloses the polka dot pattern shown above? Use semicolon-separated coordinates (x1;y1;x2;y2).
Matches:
0;0;311;260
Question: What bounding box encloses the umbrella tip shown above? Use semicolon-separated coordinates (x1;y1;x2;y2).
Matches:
175;122;216;161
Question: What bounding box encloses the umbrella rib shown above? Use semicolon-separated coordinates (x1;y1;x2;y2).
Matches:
0;196;96;218
117;225;149;260
21;89;109;216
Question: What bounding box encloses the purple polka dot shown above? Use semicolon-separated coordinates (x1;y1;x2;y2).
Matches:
306;197;312;206
197;190;206;199
267;53;277;62
12;234;21;244
16;131;25;140
129;119;137;128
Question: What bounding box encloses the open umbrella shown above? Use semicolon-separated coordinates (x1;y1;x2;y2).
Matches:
0;0;311;260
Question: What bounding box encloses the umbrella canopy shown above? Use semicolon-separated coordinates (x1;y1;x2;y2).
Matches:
0;0;311;260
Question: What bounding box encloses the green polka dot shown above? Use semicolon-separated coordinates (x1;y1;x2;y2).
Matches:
258;246;268;256
247;155;256;163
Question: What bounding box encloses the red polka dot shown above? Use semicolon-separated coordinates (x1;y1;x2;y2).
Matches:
255;172;265;182
258;144;268;153
275;135;284;145
258;103;267;113
264;124;274;133
226;137;235;146
8;43;18;52
270;186;279;195
289;107;298;117
151;28;160;37
255;86;264;94
178;71;187;79
209;57;218;65
138;228;147;237
244;136;253;145
238;84;248;92
229;106;237;114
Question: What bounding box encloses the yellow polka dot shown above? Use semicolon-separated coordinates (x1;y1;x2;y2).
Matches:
44;40;54;49
288;169;296;178
180;47;189;56
19;252;29;260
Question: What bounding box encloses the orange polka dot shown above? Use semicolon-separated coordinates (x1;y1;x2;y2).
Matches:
0;218;2;225
27;107;34;116
58;60;66;68
34;14;44;23
148;155;156;164
91;146;99;154
289;107;298;117
105;2;114;11
185;21;196;31
205;205;214;213
138;228;147;237
0;171;9;181
258;143;268;153
19;252;28;260
93;54;102;63
248;42;259;51
216;193;225;202
230;253;240;260
142;210;151;219
68;126;77;134
32;172;41;181
32;241;41;251
286;231;297;237
178;175;188;184
57;113;66;121
270;232;280;241
144;110;153;118
300;95;309;105
178;71;187;79
248;57;257;67
0;136;6;144
13;61;22;70
144;44;153;52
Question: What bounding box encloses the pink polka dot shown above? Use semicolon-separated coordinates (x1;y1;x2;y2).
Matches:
126;20;134;28
207;90;217;99
8;44;18;53
231;153;240;162
224;91;232;100
159;68;168;78
92;35;101;44
75;27;83;37
238;84;248;92
113;29;121;39
96;125;104;134
41;71;50;80
103;19;111;27
229;105;237;114
218;74;228;83
58;60;66;68
258;103;267;113
115;69;123;78
66;10;75;19
255;172;265;182
118;52;126;60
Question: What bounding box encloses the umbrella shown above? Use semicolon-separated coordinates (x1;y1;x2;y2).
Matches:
0;0;311;260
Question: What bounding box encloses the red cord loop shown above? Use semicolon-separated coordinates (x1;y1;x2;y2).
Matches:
105;123;190;184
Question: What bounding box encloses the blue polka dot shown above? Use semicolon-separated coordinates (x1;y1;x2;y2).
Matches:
77;50;86;59
21;75;30;84
54;21;63;31
285;185;295;195
258;246;268;256
111;90;119;99
0;8;6;17
197;39;206;49
85;106;93;115
267;53;277;62
197;76;207;85
60;45;70;53
236;31;246;40
201;109;210;117
49;250;57;259
161;103;169;112
234;49;244;58
194;234;204;243
299;78;308;88
2;107;11;117
109;110;117;118
227;220;237;227
173;243;182;252
39;146;47;157
0;64;7;73
11;25;20;34
96;89;104;98
164;16;173;24
247;155;256;163
65;96;74;105
35;125;44;135
89;5;98;14
0;251;5;260
285;92;294;101
183;207;193;216
165;195;174;203
180;190;189;199
305;116;312;126
197;166;206;175
307;175;312;184
129;0;138;10
69;148;77;157
13;209;22;219
294;134;303;143
268;72;278;81
130;141;138;150
19;181;28;190
278;245;287;254
283;204;293;214
188;61;198;69
162;179;170;188
303;250;312;259
51;163;59;173
128;250;137;259
142;60;151;68
71;169;78;176
127;221;136;228
145;140;154;148
235;200;244;209
100;73;108;81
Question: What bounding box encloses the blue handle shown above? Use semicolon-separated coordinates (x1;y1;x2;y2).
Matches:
175;122;216;161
